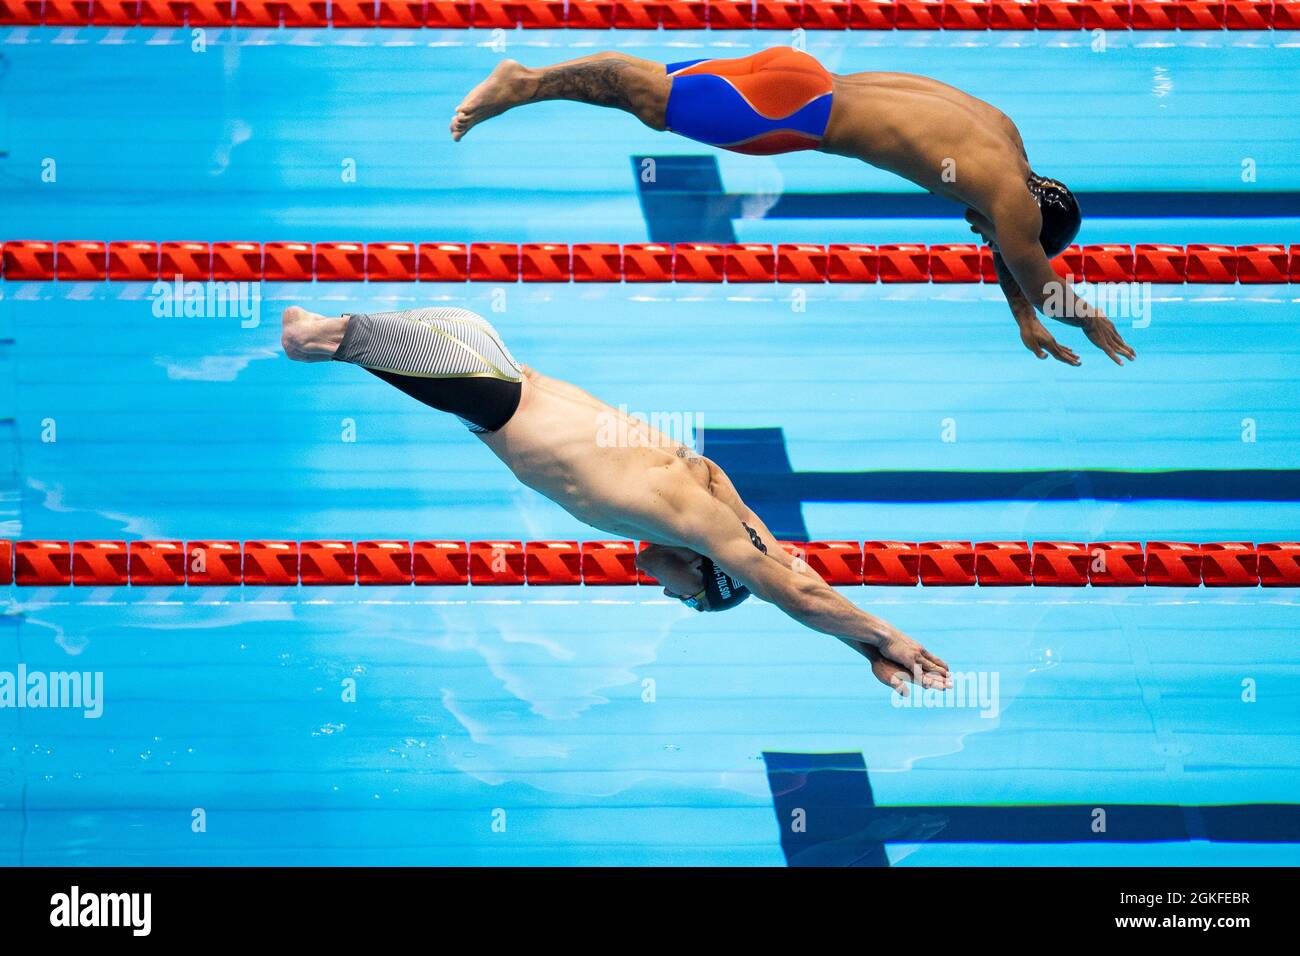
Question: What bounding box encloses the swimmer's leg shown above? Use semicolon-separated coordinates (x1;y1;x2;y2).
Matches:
451;53;670;141
282;306;522;432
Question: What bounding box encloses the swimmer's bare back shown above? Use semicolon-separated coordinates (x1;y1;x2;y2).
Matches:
281;305;951;695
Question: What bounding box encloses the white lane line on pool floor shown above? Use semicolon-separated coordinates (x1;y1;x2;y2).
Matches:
1109;601;1188;785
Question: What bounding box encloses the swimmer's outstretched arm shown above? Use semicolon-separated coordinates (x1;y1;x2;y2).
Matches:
666;495;952;692
992;251;1080;366
988;194;1137;366
732;513;930;690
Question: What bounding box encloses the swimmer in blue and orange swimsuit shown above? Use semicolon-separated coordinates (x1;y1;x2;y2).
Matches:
452;48;1136;368
660;46;836;156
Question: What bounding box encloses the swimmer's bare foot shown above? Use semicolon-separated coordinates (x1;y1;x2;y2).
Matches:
451;59;535;142
281;306;348;362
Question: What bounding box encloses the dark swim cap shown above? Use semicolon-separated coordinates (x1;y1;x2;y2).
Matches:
680;557;751;612
1027;173;1081;258
700;557;751;611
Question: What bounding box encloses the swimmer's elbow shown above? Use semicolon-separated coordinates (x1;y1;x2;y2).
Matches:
783;571;824;607
1001;248;1055;311
762;569;834;622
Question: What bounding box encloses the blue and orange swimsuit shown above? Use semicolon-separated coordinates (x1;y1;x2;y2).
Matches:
664;47;835;156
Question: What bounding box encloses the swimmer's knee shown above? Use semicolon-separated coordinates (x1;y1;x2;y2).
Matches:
639;108;668;132
587;52;669;126
633;74;671;130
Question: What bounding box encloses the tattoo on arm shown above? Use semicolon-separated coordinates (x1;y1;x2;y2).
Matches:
742;522;769;555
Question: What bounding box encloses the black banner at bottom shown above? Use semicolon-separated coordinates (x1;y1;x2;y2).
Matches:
0;865;1288;942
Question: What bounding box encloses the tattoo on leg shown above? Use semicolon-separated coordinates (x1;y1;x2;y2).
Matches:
533;61;639;112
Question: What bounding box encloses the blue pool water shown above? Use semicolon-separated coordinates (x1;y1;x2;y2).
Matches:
2;27;1299;865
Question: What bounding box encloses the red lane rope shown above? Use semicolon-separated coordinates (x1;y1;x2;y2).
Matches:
3;240;1296;284
4;539;1298;587
1;0;1295;31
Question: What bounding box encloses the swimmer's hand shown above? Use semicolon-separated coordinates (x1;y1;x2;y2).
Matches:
868;631;952;695
1083;312;1137;366
1018;315;1080;366
876;631;951;693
